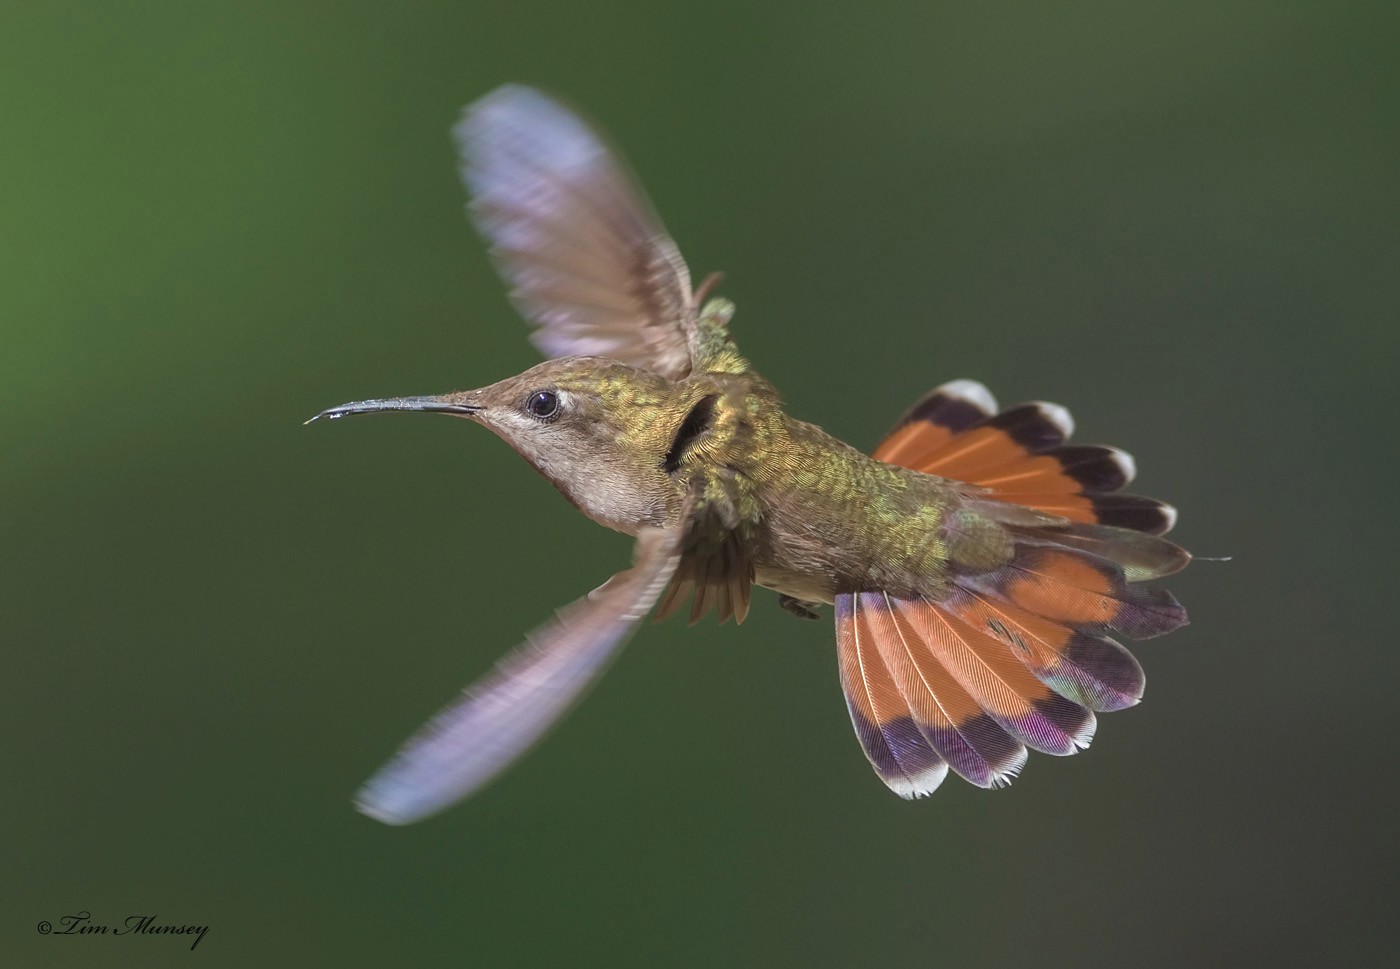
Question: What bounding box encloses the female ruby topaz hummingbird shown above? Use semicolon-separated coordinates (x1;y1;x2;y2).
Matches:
311;85;1189;825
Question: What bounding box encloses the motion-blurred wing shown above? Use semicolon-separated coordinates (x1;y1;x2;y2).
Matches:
356;521;685;825
458;85;698;378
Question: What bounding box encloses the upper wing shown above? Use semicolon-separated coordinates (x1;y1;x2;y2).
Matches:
355;519;686;825
458;85;698;378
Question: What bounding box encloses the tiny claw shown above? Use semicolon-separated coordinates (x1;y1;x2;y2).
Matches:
778;595;822;620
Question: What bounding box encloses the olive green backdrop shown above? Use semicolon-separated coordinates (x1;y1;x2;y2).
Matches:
4;2;1395;967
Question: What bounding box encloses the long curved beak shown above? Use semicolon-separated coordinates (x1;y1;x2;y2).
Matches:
304;394;484;425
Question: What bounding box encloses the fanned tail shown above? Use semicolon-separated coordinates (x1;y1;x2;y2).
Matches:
837;592;1027;795
838;380;1189;797
873;379;1179;535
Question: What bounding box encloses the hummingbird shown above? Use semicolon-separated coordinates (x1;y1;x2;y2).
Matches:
310;85;1190;825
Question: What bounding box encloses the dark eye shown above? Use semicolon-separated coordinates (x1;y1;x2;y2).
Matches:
526;390;559;419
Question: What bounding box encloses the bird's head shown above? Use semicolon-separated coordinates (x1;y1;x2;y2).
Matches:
310;356;713;533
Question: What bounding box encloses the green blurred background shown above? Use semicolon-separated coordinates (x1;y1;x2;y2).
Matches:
4;2;1396;966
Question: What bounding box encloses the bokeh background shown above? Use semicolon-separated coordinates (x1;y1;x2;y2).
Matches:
4;2;1396;966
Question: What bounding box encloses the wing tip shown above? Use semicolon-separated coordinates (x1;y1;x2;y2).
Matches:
458;83;558;131
456;84;601;176
353;778;429;827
